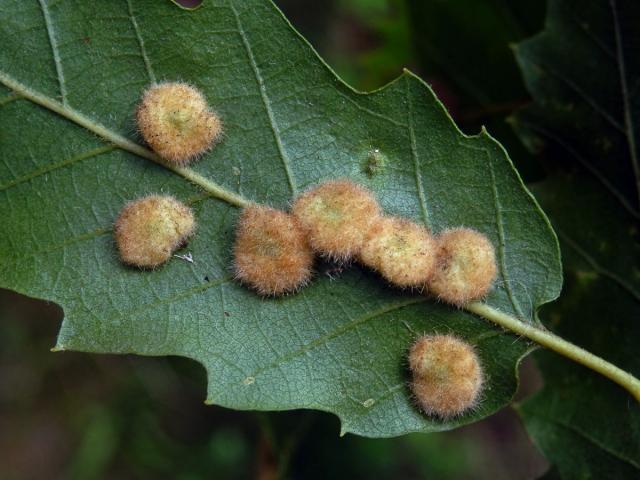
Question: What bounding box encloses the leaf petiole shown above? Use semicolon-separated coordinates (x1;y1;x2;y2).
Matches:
465;302;640;403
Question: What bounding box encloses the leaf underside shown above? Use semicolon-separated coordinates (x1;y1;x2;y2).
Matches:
0;0;561;437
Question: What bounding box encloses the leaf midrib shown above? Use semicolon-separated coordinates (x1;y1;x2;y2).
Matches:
0;70;249;208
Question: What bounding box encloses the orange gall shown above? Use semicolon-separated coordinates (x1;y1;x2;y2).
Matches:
291;179;381;261
234;205;314;296
429;228;497;306
360;216;437;288
136;82;222;165
114;195;195;268
409;334;483;418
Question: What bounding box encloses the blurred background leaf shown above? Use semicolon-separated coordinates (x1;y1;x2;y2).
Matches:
511;0;640;477
405;0;546;181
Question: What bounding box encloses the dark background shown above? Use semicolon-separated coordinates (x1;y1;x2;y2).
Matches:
1;1;552;478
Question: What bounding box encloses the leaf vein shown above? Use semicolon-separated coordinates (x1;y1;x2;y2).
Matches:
334;88;408;128
514;118;640;220
37;0;67;105
247;297;426;378
537;413;640;470
537;59;625;133
126;0;156;84
486;156;526;319
0;92;19;107
569;8;614;59
229;1;297;194
557;229;640;302
101;277;232;327
0;145;115;192
405;78;432;228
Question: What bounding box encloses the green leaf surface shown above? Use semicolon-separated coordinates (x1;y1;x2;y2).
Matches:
514;0;640;475
0;0;560;437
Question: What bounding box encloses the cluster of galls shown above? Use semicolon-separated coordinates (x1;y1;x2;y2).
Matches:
124;83;497;306
114;82;492;419
113;83;218;270
231;179;493;418
236;179;497;306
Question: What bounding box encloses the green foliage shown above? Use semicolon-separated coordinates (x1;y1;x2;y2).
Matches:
337;0;413;91
513;0;640;214
407;0;544;109
405;0;546;182
513;0;640;476
0;0;561;437
522;178;640;478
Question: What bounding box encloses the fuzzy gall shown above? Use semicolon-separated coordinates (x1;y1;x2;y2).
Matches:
291;179;381;261
114;195;195;268
234;205;314;296
136;82;222;165
409;334;484;418
360;216;437;288
429;228;497;306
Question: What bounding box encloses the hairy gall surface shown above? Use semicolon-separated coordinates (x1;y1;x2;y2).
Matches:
409;334;484;418
114;195;196;268
234;205;314;296
429;228;497;306
291;179;381;261
136;82;222;165
360;216;437;288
